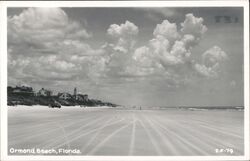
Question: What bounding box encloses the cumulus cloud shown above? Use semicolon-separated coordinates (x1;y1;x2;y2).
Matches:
181;13;207;41
8;7;103;86
194;46;228;78
8;8;91;50
194;64;218;78
8;7;92;58
180;34;196;49
99;21;141;78
153;20;179;42
170;40;191;62
106;21;139;54
133;46;152;67
133;46;165;71
107;20;138;38
8;54;81;84
202;46;228;67
8;9;229;89
134;14;204;69
149;35;189;66
150;35;170;56
129;13;227;85
10;8;68;29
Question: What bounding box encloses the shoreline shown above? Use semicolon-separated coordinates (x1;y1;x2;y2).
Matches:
7;105;244;111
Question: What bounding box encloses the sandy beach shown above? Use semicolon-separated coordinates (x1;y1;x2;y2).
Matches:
8;105;244;156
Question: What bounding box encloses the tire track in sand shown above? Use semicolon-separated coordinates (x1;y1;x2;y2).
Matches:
81;116;124;153
150;114;209;155
38;115;108;149
128;113;136;155
9;115;99;146
141;114;180;155
137;114;163;156
157;115;243;155
51;116;127;150
87;120;132;155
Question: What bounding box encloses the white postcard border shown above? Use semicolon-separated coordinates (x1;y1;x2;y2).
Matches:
0;1;249;161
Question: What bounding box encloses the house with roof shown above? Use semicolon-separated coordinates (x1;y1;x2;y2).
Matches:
58;92;73;100
37;88;52;97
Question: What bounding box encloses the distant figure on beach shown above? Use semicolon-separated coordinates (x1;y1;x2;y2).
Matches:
140;106;141;110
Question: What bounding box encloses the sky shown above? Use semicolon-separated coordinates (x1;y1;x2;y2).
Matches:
7;7;244;107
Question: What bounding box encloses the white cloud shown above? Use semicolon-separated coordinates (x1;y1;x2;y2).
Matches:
125;45;166;77
107;21;139;53
107;20;138;38
180;34;196;49
100;21;141;78
170;40;191;62
8;7;104;86
137;17;196;69
150;35;170;55
10;8;68;29
133;46;161;68
181;13;207;40
8;9;229;89
153;20;180;42
129;13;225;84
105;14;226;84
194;64;218;78
202;46;228;67
8;7;91;56
194;46;228;78
149;35;186;66
148;14;206;69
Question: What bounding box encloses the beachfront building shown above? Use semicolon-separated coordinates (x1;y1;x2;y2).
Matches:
9;85;34;96
76;94;88;101
73;87;88;101
37;88;52;97
58;92;73;100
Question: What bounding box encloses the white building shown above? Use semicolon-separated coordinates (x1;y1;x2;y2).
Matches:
37;88;52;97
58;93;72;100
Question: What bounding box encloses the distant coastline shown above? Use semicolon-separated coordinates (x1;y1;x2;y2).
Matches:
7;85;243;110
115;105;244;111
158;106;244;111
